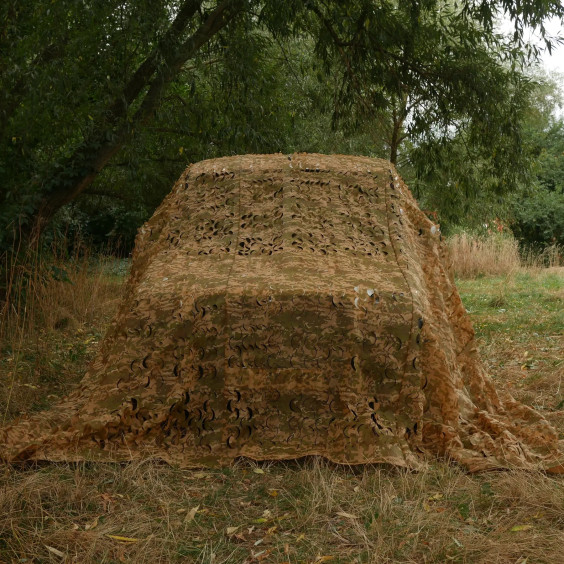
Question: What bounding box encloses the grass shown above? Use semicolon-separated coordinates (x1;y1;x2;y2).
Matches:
447;231;563;279
0;245;563;563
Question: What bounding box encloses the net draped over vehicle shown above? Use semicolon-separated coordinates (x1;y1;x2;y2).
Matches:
2;154;563;473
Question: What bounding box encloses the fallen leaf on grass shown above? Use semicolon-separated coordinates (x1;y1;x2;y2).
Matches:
315;556;334;563
253;468;265;474
107;535;140;543
185;505;200;523
85;516;99;530
428;493;444;501
510;525;533;532
296;533;305;542
45;546;65;558
226;526;239;535
267;489;278;497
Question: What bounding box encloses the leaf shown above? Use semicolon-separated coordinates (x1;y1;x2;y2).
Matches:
296;533;305;541
268;489;278;497
226;526;239;535
45;546;65;558
85;516;99;530
428;493;443;501
253;468;265;474
510;525;533;532
193;472;208;479
315;557;334;563
107;535;140;543
254;518;268;524
185;505;200;523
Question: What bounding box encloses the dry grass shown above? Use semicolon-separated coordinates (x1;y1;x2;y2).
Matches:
0;243;125;423
1;253;563;563
447;231;563;279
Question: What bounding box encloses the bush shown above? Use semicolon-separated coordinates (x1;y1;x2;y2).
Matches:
510;187;564;247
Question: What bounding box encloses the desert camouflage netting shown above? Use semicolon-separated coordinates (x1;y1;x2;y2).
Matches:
1;154;563;473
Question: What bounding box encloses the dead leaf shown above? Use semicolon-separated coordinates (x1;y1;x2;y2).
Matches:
107;535;140;543
100;492;114;511
266;526;277;535
45;546;65;558
510;525;533;532
296;533;305;542
428;493;444;501
185;505;200;523
353;486;360;493
193;472;208;479
254;518;268;524
268;489;278;497
85;515;99;530
253;468;265;474
315;557;334;563
226;526;239;535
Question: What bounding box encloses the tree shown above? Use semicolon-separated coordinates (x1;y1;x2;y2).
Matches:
1;0;563;250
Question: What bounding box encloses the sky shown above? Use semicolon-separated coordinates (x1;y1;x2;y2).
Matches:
500;15;564;77
498;15;564;116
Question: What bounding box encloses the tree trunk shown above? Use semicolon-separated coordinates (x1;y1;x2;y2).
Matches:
27;0;242;242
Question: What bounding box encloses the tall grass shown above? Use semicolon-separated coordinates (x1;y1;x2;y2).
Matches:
447;231;563;278
0;240;125;422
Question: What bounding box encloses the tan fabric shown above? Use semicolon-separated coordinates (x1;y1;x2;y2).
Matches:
1;154;563;472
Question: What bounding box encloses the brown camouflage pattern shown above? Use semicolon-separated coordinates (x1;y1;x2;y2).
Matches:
1;154;563;472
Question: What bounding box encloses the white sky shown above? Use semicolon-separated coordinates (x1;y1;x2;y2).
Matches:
500;15;564;77
498;15;564;116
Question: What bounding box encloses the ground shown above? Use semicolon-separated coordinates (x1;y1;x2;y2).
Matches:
0;263;562;563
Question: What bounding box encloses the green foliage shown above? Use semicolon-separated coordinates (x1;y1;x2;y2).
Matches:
508;80;564;246
510;186;564;246
1;1;563;251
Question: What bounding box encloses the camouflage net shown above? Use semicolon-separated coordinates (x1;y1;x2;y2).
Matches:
2;154;563;472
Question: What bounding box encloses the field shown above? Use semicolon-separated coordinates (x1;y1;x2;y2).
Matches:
0;248;563;563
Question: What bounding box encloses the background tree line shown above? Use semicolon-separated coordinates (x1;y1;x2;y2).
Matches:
1;0;563;256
